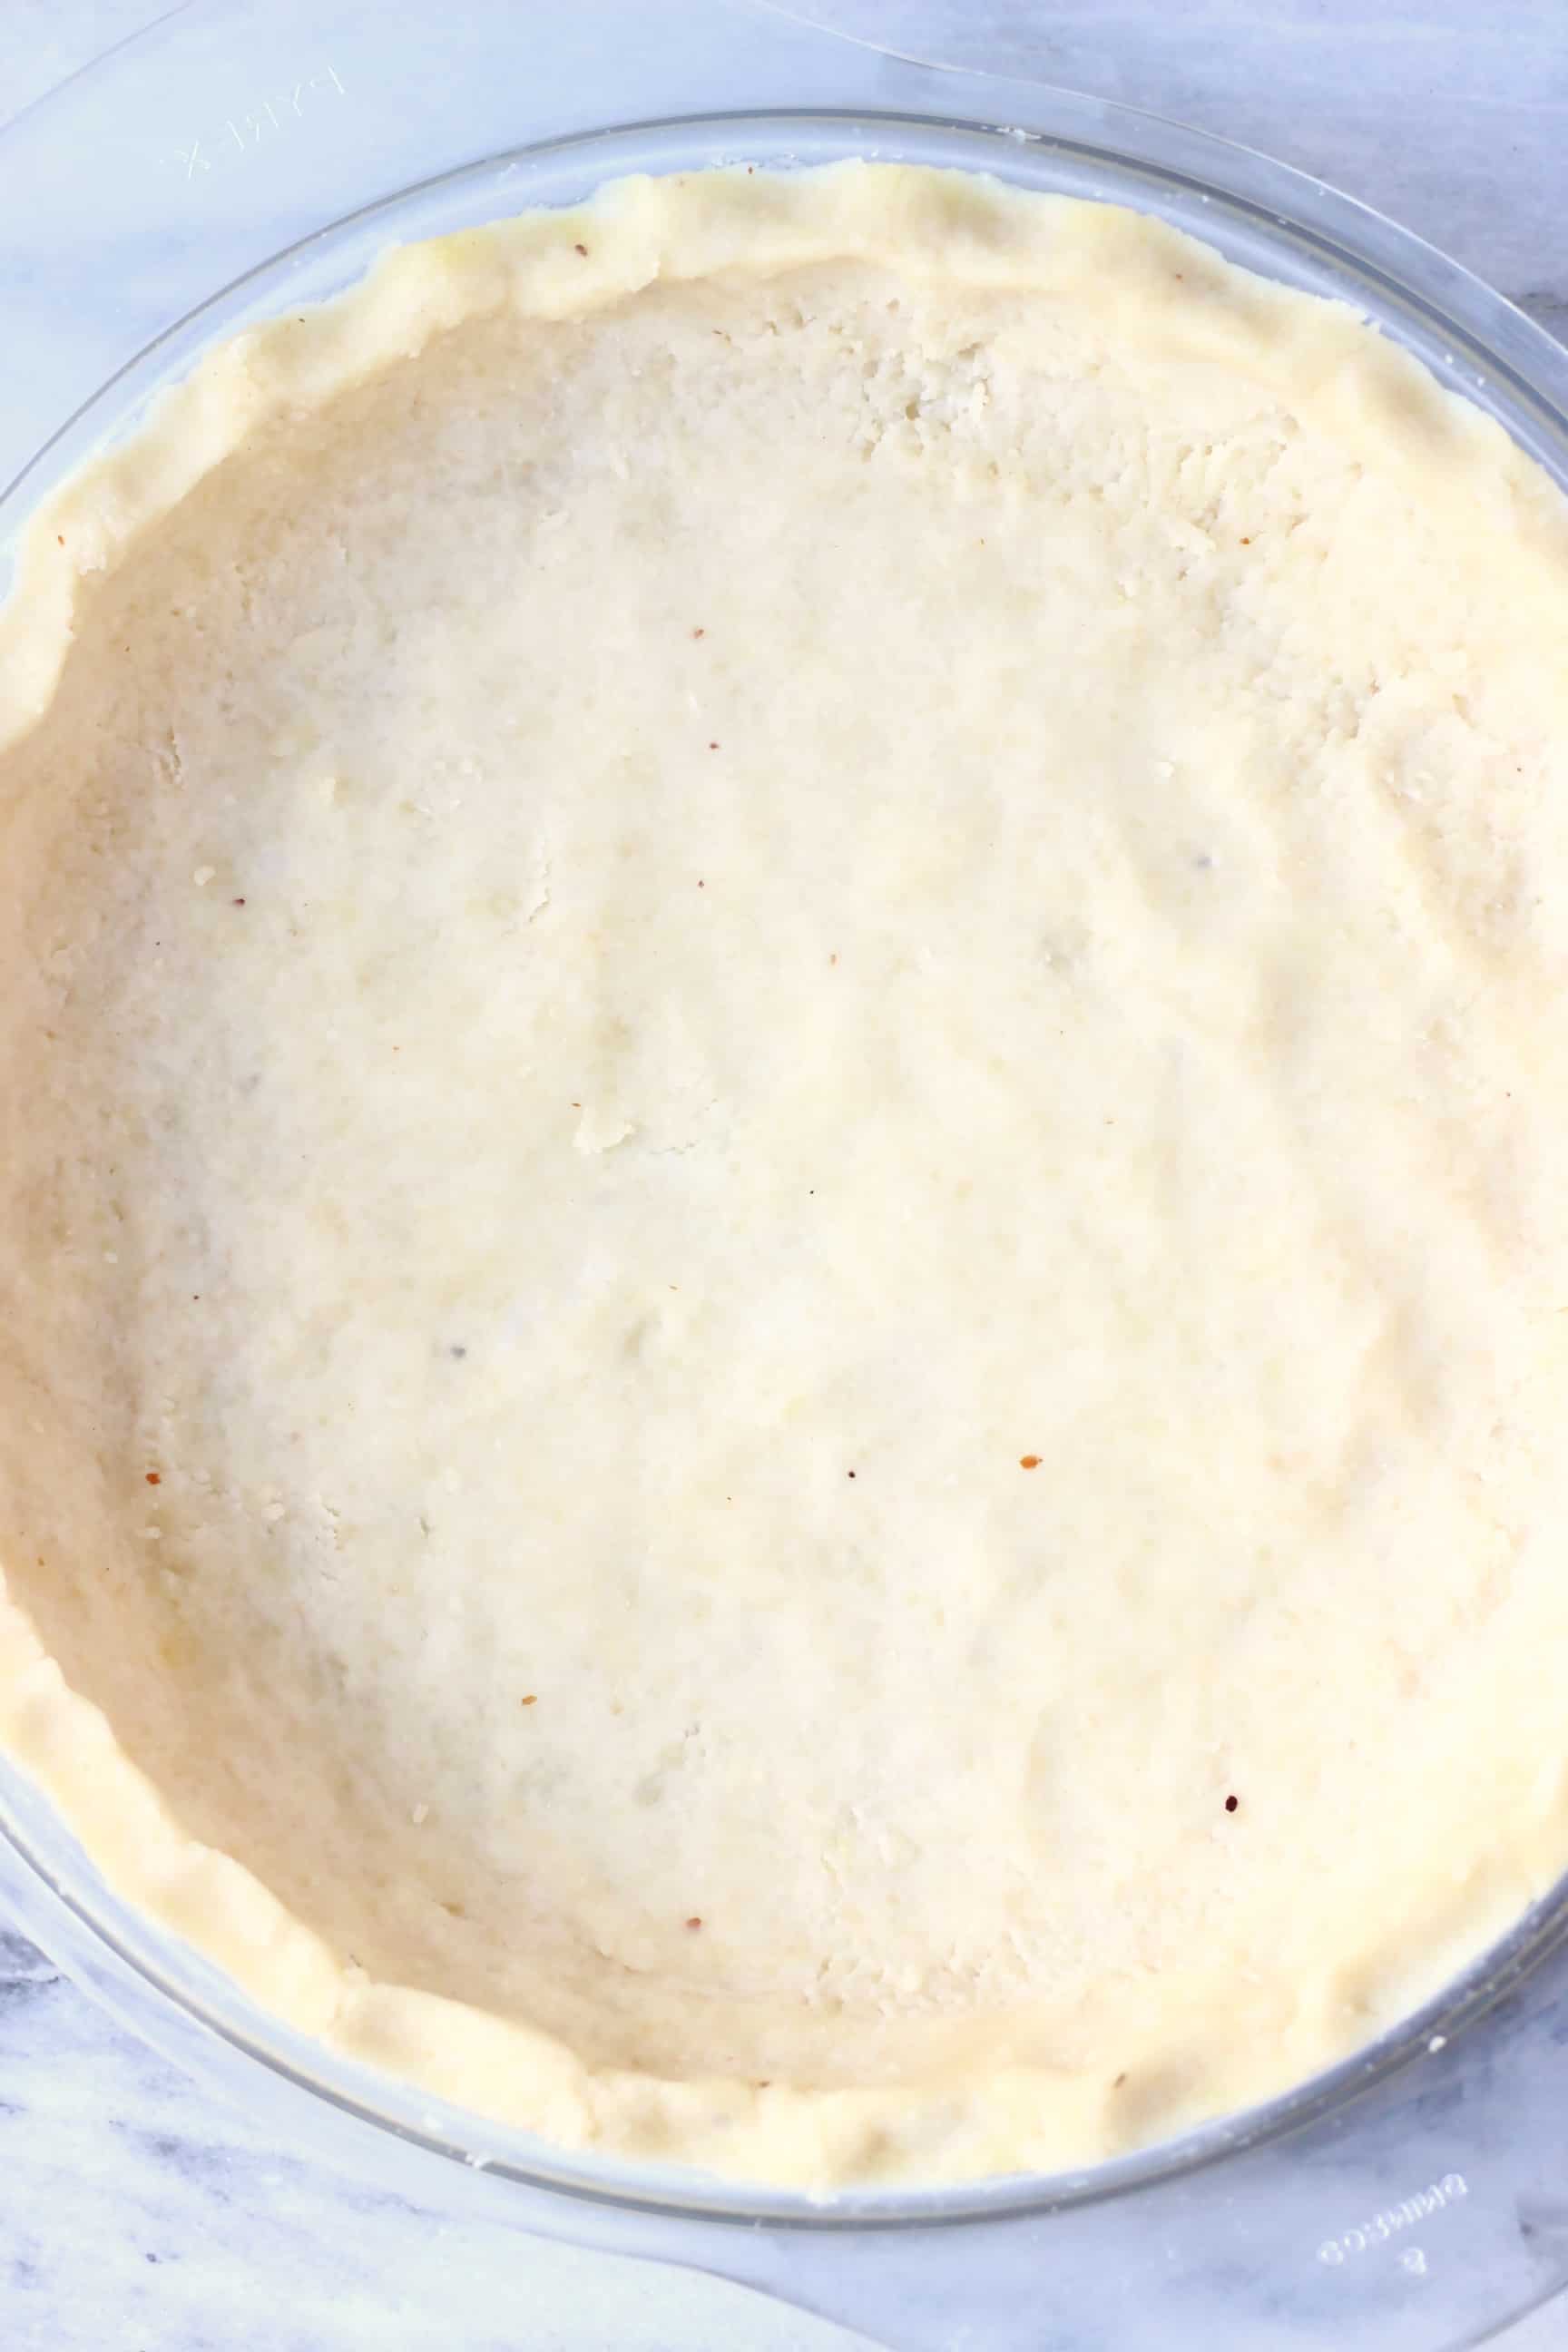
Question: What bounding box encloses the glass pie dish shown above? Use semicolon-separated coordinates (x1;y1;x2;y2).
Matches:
4;5;1568;2346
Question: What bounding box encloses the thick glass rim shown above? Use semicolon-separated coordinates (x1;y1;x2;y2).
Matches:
6;1781;1568;2236
5;78;1568;2251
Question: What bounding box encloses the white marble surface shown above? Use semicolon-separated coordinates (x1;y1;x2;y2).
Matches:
4;4;1568;2348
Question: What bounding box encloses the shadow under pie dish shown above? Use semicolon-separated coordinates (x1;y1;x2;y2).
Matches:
4;159;1568;2190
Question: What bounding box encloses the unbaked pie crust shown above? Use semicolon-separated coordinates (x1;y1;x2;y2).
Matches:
5;164;1568;2187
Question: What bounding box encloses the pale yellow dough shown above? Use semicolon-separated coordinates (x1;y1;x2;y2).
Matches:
5;163;1568;2190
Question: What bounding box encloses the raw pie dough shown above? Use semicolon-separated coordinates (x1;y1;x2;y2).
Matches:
5;163;1568;2190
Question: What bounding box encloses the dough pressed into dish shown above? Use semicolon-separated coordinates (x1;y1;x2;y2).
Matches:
5;162;1568;2189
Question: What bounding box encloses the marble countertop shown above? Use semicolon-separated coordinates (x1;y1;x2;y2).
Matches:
4;5;1568;2347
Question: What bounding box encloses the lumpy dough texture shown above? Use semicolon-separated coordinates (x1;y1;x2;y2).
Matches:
5;164;1568;2185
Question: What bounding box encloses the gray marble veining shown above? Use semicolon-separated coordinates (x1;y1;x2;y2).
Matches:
4;4;1568;2348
